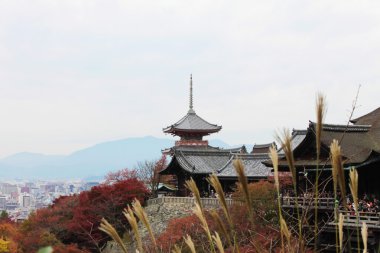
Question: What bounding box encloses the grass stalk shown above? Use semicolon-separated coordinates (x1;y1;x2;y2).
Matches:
276;129;303;250
210;210;233;250
330;139;345;253
123;206;144;253
361;222;368;253
280;216;293;253
208;174;233;228
99;218;129;253
314;92;326;253
172;245;182;253
185;178;203;209
193;202;216;253
212;232;225;253
349;168;360;253
338;213;344;252
269;145;285;253
207;174;240;253
184;235;197;253
233;159;253;222
132;199;157;252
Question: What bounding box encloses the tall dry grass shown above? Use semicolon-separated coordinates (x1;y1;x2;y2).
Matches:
97;93;372;253
314;93;327;253
276;129;303;251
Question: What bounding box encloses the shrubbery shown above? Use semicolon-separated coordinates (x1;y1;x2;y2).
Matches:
18;171;149;252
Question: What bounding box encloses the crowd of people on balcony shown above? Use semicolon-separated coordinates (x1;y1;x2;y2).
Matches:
346;193;380;213
281;190;380;213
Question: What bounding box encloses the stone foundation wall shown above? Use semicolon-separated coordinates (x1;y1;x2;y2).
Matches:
104;201;195;252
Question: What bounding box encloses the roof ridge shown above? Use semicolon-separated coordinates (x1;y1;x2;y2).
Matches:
309;121;371;132
217;155;235;173
253;142;275;148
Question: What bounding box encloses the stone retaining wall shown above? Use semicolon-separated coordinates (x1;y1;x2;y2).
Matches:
104;200;195;252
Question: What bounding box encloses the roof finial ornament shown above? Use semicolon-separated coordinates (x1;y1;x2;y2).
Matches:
189;74;195;113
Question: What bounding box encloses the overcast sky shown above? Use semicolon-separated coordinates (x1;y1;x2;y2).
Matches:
0;0;379;158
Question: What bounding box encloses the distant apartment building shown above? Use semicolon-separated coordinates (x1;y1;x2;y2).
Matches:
21;186;30;193
6;200;19;210
22;195;31;208
0;183;17;195
0;196;6;210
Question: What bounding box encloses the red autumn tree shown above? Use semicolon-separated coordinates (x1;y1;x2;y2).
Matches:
19;195;80;252
20;170;149;252
0;222;20;252
66;177;149;251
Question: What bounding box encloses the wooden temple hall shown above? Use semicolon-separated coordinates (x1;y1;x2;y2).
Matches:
159;76;273;196
266;108;380;252
273;107;380;197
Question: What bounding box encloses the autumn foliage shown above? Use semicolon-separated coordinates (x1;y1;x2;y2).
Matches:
18;171;149;252
155;181;281;252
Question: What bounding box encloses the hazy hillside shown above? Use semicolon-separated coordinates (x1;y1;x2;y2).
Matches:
0;136;234;180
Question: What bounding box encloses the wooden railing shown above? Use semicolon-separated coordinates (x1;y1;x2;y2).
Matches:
146;196;236;207
281;196;335;209
332;211;380;228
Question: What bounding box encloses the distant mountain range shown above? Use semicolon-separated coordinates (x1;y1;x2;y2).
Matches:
0;136;245;180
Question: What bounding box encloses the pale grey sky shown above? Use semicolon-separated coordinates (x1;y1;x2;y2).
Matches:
0;0;379;158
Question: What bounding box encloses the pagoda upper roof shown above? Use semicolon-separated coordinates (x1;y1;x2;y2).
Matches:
163;75;222;136
163;110;222;135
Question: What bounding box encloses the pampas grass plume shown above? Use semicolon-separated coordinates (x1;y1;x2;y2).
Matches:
124;206;143;253
210;210;232;249
132;199;157;249
233;159;253;220
316;93;326;157
208;174;233;228
193;202;215;252
172;245;182;253
330;139;347;208
361;222;368;253
212;232;225;253
184;235;197;253
349;168;359;212
99;218;129;253
338;213;344;252
276;129;296;188
185;178;202;209
269;145;279;192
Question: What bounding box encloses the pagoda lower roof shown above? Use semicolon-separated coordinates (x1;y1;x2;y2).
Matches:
160;146;270;178
163;111;222;135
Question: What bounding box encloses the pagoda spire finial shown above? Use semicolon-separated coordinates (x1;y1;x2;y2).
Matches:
188;74;195;113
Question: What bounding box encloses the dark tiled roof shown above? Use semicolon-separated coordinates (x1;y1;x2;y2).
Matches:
163;145;245;155
309;122;376;163
163;111;222;134
161;146;271;178
251;142;276;154
275;118;380;168
278;129;307;155
217;154;271;178
350;107;380;125
320;123;371;132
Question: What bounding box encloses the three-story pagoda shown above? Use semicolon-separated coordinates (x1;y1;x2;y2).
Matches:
163;75;222;147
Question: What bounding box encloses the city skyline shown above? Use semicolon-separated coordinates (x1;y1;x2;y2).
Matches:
1;1;379;158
